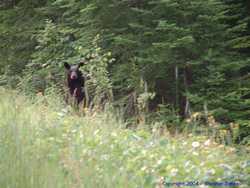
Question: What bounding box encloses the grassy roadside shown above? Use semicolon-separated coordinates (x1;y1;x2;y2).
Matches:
0;88;249;188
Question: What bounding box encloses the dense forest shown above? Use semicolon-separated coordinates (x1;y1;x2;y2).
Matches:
0;0;250;144
0;1;250;187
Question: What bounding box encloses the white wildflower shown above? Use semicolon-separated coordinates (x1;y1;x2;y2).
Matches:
200;162;205;167
122;150;129;156
170;168;178;176
157;159;163;166
94;129;100;136
79;132;84;139
206;168;216;176
57;112;64;117
183;141;188;146
62;108;68;113
192;141;200;148
192;151;199;156
111;132;117;137
141;166;147;171
184;160;191;168
204;139;211;146
71;129;77;133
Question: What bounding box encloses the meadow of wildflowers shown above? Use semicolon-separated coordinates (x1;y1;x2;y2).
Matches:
0;88;249;188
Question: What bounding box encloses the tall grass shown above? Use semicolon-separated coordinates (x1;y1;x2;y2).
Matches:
0;88;249;188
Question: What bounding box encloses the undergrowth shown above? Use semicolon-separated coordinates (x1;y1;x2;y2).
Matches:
0;88;249;188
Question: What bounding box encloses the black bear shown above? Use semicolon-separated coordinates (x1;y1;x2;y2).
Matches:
64;62;86;105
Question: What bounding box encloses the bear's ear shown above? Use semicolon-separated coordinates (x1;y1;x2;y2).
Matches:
64;62;70;70
78;61;86;67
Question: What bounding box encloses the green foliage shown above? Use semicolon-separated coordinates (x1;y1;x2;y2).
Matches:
20;19;76;94
0;0;47;85
223;0;250;49
0;0;249;143
78;35;114;108
151;104;181;133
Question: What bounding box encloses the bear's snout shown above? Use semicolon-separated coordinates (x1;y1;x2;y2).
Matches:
70;72;78;80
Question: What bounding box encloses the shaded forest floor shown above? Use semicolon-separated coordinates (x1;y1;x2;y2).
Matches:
0;88;249;188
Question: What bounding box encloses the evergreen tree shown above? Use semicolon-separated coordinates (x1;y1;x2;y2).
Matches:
0;0;249;143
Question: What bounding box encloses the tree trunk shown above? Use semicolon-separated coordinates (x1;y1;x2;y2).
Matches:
175;65;179;109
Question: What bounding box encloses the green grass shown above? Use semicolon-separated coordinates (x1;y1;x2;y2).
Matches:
0;88;249;188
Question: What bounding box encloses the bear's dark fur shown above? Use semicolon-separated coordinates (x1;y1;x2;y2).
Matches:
64;62;85;105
